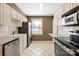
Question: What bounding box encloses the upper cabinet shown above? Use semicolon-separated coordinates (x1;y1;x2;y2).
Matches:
12;8;17;20
0;3;11;25
75;3;79;6
12;7;27;22
0;3;27;27
64;3;79;13
64;3;71;13
11;7;27;27
12;9;22;27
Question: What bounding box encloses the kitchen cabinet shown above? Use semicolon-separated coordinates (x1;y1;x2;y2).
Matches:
0;3;11;25
15;20;22;27
12;8;28;27
22;16;27;22
64;3;71;13
12;8;22;27
71;3;76;9
12;8;17;20
17;12;21;20
0;45;2;56
3;4;12;25
0;34;27;56
0;3;27;26
75;3;79;6
0;3;2;25
19;34;27;55
64;3;79;14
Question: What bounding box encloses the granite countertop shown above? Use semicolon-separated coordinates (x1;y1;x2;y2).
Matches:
0;34;27;45
54;37;79;51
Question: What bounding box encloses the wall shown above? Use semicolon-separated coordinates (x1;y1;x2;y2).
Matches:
27;16;53;41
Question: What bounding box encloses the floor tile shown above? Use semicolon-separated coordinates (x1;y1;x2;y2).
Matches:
22;41;54;56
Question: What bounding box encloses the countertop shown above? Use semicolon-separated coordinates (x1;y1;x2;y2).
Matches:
54;37;79;52
0;34;27;45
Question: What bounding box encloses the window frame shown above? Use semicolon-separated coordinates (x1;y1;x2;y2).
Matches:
31;18;43;35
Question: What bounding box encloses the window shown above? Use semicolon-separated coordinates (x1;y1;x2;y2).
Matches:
31;18;43;35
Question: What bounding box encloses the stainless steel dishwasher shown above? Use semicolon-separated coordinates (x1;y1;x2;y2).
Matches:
3;38;20;56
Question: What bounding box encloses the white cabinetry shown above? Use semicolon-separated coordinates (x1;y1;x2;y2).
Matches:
19;34;27;55
0;45;2;56
0;3;11;25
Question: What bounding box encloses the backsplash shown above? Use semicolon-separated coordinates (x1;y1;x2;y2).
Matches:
0;25;9;37
0;21;19;38
0;20;19;38
58;26;79;37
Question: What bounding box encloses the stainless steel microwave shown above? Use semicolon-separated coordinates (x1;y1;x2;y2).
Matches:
64;12;79;25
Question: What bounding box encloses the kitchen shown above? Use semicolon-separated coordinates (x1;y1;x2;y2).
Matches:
0;3;79;56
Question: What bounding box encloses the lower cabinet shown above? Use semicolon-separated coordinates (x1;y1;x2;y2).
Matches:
54;42;71;56
0;45;2;56
19;34;27;55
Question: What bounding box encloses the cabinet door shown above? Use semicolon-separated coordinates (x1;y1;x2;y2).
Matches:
12;8;17;20
0;45;2;56
17;13;22;27
64;3;79;13
0;3;4;25
17;12;21;20
0;4;11;25
75;3;79;6
19;35;27;55
19;37;24;55
64;3;71;13
0;4;1;23
71;3;76;9
3;4;11;25
12;8;22;27
15;20;22;27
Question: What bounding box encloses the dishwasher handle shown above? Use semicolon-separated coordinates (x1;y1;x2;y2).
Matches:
5;40;19;47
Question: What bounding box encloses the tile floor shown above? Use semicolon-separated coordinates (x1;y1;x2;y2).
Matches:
22;41;54;56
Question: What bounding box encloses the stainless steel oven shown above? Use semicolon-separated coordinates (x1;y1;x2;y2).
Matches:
54;39;75;56
70;34;79;47
54;42;72;56
64;11;79;25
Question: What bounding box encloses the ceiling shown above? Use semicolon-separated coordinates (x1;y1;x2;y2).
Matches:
15;3;64;16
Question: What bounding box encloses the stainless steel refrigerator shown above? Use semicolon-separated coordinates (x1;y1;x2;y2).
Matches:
18;22;32;47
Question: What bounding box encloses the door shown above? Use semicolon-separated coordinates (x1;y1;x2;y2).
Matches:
54;42;71;56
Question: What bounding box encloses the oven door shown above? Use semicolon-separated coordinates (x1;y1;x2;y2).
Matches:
54;42;72;56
